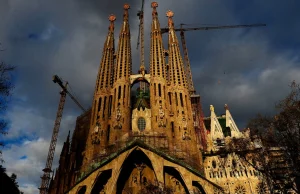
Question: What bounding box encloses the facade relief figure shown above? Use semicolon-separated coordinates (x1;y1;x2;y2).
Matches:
115;103;122;129
182;116;191;140
91;122;101;145
94;122;101;133
158;104;166;127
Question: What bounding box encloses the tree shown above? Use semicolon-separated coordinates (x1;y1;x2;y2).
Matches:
228;81;300;193
10;173;19;188
0;45;22;194
0;50;15;162
0;166;22;194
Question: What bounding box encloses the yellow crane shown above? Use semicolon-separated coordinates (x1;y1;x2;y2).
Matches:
39;75;86;194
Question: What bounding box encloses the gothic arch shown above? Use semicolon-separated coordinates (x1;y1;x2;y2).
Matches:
164;166;189;193
192;181;207;194
115;148;158;194
130;74;150;86
91;169;112;194
76;185;86;194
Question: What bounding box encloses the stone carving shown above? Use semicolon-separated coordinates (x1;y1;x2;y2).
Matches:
94;122;100;133
182;117;191;140
91;122;101;145
234;185;246;194
129;163;146;188
115;104;122;129
158;104;166;127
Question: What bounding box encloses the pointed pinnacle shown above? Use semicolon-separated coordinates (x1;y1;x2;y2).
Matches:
151;2;158;8
108;14;116;22
166;10;174;18
124;3;130;10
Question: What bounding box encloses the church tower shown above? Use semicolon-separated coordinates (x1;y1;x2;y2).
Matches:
85;14;116;162
46;2;269;194
165;10;200;163
149;2;168;131
111;3;132;140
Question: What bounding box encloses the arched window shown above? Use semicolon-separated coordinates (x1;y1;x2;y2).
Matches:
232;159;237;168
212;160;217;168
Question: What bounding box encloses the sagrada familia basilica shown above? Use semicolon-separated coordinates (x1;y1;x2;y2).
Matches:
47;2;270;194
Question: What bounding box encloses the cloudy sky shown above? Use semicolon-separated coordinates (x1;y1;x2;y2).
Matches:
0;0;300;193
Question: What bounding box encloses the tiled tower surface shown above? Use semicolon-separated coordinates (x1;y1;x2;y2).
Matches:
165;10;200;163
48;2;274;194
149;2;168;132
84;14;116;164
110;3;132;140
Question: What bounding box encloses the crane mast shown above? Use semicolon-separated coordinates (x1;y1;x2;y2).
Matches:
180;24;195;95
137;0;146;91
161;23;266;150
39;75;86;194
161;23;266;94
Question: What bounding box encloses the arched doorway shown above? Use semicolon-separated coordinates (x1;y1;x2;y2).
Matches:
91;169;112;194
116;149;157;194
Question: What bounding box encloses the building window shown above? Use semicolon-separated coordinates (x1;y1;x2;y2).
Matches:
212;160;217;168
137;117;146;131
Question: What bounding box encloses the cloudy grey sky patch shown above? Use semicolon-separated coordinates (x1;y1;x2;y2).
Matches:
1;0;300;193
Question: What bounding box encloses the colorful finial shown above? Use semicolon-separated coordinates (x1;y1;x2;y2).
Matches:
166;10;174;18
108;14;116;22
210;105;215;112
151;2;158;8
224;104;229;110
124;3;130;10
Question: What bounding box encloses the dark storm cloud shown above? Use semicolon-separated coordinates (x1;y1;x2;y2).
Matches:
0;0;300;193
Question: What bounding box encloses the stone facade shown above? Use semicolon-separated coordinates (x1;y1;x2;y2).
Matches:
48;2;269;194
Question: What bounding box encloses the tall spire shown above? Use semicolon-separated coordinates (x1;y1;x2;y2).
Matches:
149;2;166;78
95;14;116;92
166;10;187;87
86;14;117;162
149;2;168;131
114;3;132;81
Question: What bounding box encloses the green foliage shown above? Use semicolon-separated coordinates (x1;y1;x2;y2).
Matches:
0;168;23;194
0;60;15;162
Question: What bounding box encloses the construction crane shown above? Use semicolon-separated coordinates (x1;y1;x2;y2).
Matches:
39;75;86;194
161;23;266;95
161;23;266;150
137;0;146;92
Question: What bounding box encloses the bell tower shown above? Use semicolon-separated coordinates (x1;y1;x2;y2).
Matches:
149;2;169;131
165;10;201;163
85;14;116;162
111;4;132;141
